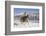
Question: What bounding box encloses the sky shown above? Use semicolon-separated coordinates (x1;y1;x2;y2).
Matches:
14;8;39;16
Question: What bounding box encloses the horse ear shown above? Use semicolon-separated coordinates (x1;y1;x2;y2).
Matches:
27;14;28;16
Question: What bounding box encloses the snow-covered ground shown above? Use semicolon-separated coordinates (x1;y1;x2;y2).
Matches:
14;19;39;28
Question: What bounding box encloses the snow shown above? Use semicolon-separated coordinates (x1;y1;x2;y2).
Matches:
14;19;39;28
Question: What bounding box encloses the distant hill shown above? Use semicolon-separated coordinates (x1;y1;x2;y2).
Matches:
14;12;39;20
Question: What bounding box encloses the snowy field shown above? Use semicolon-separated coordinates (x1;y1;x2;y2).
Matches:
14;19;39;28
